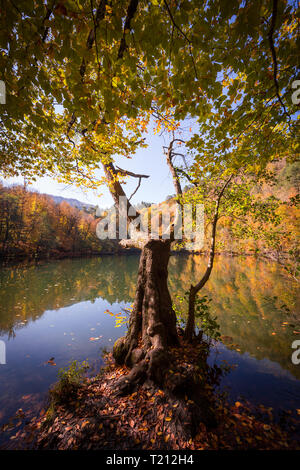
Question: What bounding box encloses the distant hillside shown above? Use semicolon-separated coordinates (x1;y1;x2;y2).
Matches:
45;194;95;213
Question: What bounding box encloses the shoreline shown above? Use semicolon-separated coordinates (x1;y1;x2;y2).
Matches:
5;348;299;451
0;248;294;268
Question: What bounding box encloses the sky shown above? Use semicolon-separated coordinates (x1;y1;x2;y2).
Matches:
2;130;184;209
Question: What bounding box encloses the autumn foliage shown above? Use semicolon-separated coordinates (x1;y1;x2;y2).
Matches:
0;183;103;260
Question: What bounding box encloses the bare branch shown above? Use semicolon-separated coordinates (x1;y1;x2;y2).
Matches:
115;165;149;201
165;139;183;197
128;177;141;201
115;166;149;179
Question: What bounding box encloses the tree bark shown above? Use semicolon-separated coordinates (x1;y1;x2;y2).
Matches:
165;138;184;198
113;238;179;391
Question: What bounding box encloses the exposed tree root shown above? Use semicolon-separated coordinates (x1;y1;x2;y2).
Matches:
112;330;222;443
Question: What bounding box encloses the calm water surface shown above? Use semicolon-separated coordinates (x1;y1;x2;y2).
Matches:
0;255;299;441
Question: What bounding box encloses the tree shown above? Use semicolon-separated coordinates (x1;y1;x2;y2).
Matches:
172;160;288;341
0;0;298;394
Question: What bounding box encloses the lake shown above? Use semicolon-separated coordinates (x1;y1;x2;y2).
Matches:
0;254;299;444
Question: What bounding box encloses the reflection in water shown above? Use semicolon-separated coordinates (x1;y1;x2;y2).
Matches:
1;255;298;378
0;254;299;436
169;255;300;380
0;256;139;338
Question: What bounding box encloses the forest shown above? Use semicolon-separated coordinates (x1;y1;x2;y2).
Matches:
0;0;299;455
0;182;125;259
0;183;99;259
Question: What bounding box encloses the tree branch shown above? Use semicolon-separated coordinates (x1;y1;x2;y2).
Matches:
115;166;149;179
80;0;107;78
163;0;190;44
193;175;233;292
268;0;290;120
115;166;149;202
41;4;54;43
128;177;142;201
165;138;183;197
175;168;198;187
184;175;233;341
163;0;198;79
117;0;139;59
102;162;140;224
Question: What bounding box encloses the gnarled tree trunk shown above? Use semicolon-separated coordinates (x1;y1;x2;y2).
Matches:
101;155;219;437
113;238;179;392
